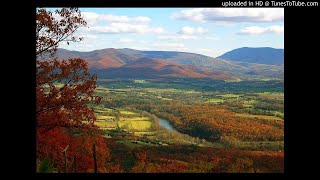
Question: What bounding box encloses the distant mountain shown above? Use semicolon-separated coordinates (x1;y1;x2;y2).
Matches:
55;48;140;69
56;48;245;72
218;47;284;65
92;57;233;80
118;48;246;72
52;48;284;79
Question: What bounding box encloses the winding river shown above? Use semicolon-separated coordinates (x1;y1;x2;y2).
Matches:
158;118;177;131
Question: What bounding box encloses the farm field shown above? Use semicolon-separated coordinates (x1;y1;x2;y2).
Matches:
84;78;285;173
91;78;284;148
39;74;285;173
39;69;285;173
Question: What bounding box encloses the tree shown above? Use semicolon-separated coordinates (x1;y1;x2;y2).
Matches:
36;8;86;58
36;8;108;173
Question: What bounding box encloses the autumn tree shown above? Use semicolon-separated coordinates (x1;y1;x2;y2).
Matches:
36;8;108;173
36;8;86;58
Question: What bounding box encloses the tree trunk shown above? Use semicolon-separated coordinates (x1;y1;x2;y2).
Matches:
64;151;67;173
93;144;97;173
74;155;77;173
62;145;69;173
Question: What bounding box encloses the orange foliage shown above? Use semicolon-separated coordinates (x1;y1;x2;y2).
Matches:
138;103;283;141
122;146;284;173
36;8;109;172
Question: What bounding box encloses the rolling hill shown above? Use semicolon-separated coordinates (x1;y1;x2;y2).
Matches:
91;57;233;80
55;48;245;71
218;47;284;65
52;48;283;80
118;48;248;72
55;48;140;69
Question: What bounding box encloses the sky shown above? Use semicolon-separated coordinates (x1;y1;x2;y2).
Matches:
56;8;284;58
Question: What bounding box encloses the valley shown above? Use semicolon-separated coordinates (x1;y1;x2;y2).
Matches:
36;7;285;174
39;47;285;173
84;78;284;172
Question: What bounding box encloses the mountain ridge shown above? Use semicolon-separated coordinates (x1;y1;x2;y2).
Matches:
218;47;284;65
91;57;233;80
52;48;283;79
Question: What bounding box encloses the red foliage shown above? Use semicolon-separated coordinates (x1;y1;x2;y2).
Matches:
36;8;109;173
121;146;283;173
36;8;86;58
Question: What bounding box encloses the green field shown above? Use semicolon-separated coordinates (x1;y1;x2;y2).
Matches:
95;120;116;128
256;92;284;100
134;79;148;83
120;117;149;121
91;79;284;151
119;110;136;115
243;100;256;108
157;96;172;101
206;99;225;103
118;120;152;131
95;89;108;93
217;94;241;98
235;113;283;121
95;108;113;113
97;115;115;119
134;132;155;136
94;107;155;137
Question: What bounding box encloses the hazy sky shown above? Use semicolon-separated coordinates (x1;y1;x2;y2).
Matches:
57;8;284;57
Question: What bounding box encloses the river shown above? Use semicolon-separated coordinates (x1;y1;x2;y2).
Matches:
158;118;176;131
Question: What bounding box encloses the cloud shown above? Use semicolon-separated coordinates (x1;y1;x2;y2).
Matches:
116;38;147;44
151;43;189;51
237;25;284;35
158;35;218;41
178;26;208;35
98;15;151;23
82;12;100;26
158;26;216;41
172;8;284;24
80;34;97;40
80;12;164;34
158;35;197;40
82;12;151;25
157;26;217;41
87;23;165;34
